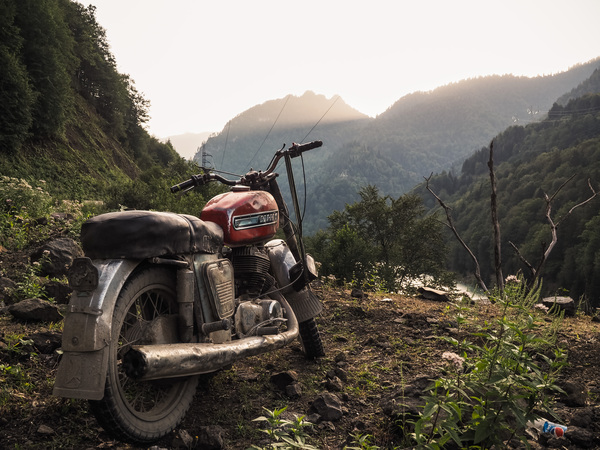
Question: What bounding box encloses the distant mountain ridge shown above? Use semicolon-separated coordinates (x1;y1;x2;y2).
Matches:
195;91;371;176
195;58;600;232
227;91;369;131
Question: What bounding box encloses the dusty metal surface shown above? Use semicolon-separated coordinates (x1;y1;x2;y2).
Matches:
123;293;299;380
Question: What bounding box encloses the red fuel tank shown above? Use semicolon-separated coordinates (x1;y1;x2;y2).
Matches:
200;187;279;247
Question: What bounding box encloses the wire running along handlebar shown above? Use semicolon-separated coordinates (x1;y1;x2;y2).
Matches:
170;140;322;193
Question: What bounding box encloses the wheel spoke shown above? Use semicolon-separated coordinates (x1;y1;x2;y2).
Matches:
116;284;179;415
91;268;197;443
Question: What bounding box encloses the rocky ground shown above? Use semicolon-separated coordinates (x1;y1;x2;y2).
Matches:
1;244;600;449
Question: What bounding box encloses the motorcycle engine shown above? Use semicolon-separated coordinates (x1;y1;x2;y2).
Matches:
230;246;274;296
234;299;284;337
228;246;286;337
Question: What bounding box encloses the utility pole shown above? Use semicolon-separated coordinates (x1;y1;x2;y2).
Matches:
200;144;213;169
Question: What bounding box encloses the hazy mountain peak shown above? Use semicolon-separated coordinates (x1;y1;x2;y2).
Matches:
227;91;369;132
162;132;213;160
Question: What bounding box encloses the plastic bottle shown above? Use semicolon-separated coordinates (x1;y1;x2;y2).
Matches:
528;418;567;437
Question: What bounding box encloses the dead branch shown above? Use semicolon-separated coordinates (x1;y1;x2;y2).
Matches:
510;176;598;288
425;173;488;292
487;141;504;292
508;241;535;275
555;178;598;227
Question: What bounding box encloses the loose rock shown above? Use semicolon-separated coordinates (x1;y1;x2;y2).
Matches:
270;370;298;391
311;392;343;421
196;425;225;449
542;296;576;317
29;331;62;354
42;280;72;305
7;298;62;322
36;425;54;435
285;383;302;399
417;287;451;302
30;238;83;277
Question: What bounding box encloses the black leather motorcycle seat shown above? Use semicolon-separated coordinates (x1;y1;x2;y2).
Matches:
81;210;223;259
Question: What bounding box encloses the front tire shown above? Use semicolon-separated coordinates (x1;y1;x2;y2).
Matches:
89;266;198;444
299;318;325;359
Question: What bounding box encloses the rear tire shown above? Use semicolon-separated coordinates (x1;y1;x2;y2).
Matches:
299;318;325;359
89;266;198;444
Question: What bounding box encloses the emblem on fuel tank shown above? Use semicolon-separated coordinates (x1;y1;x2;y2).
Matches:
233;210;279;230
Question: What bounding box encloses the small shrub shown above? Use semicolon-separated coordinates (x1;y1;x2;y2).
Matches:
1;176;53;218
250;406;318;450
344;433;380;450
411;277;567;449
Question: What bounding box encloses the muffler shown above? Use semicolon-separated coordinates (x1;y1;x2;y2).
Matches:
122;294;298;381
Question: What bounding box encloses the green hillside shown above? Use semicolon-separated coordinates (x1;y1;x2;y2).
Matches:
420;87;600;306
0;0;212;213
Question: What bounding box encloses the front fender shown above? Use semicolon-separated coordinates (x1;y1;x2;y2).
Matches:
53;259;139;400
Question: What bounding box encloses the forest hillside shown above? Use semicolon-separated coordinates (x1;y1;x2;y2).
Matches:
419;69;600;306
0;0;203;212
197;61;600;232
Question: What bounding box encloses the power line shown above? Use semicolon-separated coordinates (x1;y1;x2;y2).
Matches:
245;94;291;171
300;95;340;144
219;120;231;169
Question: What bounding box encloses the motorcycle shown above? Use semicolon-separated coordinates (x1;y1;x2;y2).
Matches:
53;140;325;444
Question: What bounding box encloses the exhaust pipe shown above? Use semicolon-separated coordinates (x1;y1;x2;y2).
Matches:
123;294;298;381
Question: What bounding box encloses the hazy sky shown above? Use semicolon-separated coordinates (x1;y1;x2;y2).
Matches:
86;0;600;138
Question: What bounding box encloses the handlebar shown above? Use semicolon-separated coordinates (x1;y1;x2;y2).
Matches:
170;140;322;193
288;140;323;157
170;175;203;193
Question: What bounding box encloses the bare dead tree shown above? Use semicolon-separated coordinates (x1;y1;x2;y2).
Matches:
426;139;598;297
487;141;504;292
425;173;488;293
510;176;598;289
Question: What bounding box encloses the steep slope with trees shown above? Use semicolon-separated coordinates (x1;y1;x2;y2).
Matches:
420;90;600;306
0;0;204;212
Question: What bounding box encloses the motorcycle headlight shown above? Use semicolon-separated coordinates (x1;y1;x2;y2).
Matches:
68;257;99;291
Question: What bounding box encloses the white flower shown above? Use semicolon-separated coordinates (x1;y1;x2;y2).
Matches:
505;275;520;284
442;351;465;370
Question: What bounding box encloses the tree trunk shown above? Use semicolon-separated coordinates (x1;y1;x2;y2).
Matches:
487;141;503;292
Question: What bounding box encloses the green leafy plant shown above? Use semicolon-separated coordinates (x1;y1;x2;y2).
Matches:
344;433;380;450
250;406;318;450
411;277;567;449
12;255;51;302
0;364;29;406
0;176;54;250
3;335;35;359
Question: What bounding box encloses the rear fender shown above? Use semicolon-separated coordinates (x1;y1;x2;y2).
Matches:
53;259;140;400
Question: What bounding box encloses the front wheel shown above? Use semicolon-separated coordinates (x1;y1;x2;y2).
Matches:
299;318;325;359
89;266;198;444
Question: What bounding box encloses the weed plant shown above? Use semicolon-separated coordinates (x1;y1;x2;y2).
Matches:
344;433;380;450
0;175;100;251
250;406;318;449
411;276;567;449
